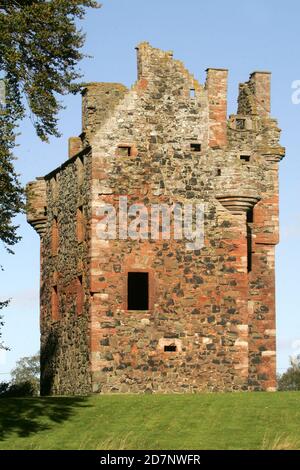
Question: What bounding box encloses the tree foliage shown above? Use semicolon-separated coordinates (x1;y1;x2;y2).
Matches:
0;84;24;253
11;353;40;385
0;0;100;142
277;355;300;391
0;299;10;350
0;0;100;250
0;379;38;398
0;352;40;397
0;0;100;344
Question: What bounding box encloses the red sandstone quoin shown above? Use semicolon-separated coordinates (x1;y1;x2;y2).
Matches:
26;43;285;395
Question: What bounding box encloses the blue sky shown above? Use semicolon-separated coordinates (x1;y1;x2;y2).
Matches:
1;0;300;379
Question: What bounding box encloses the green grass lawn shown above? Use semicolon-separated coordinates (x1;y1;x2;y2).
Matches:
0;392;300;450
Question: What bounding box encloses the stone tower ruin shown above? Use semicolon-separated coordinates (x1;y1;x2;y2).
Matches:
27;43;285;394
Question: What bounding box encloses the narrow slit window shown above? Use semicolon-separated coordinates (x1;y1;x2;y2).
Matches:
217;169;222;176
240;155;251;163
247;209;253;273
164;344;177;352
117;145;132;157
189;88;195;98
51;216;58;255
127;272;149;310
190;143;201;152
76;275;84;315
51;285;59;321
77;206;85;243
247;209;253;224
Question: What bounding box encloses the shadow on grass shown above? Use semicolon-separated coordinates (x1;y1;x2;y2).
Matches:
0;397;90;440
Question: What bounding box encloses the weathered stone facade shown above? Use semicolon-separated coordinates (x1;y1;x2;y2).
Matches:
27;43;285;394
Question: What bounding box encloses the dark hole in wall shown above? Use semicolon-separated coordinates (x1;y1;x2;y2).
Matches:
190;143;201;152
240;155;251;162
164;344;177;352
236;119;246;130
127;272;149;310
117;145;131;157
247;209;253;223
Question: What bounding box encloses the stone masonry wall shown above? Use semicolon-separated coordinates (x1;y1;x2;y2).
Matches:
86;43;284;393
28;149;93;395
27;42;285;394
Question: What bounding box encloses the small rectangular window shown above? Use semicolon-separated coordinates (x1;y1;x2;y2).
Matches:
117;145;132;157
164;344;177;352
189;89;195;98
236;119;246;130
217;169;222;176
127;272;149;310
240;155;251;162
190;143;201;152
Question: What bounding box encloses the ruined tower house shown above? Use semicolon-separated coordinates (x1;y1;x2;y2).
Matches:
27;43;285;395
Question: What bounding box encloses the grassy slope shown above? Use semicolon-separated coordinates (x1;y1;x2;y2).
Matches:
0;392;300;450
